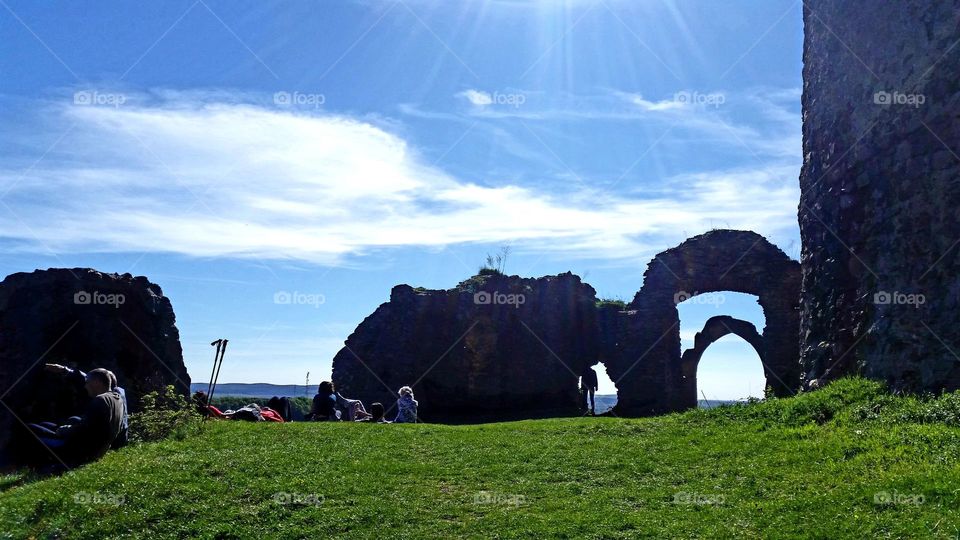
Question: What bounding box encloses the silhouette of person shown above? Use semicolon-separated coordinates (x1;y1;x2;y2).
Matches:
580;365;598;415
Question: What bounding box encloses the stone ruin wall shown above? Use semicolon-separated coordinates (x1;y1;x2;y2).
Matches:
332;231;802;420
0;269;190;454
799;1;960;391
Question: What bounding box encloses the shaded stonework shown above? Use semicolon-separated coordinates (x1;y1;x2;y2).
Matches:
606;230;801;416
331;272;600;422
799;1;960;391
333;230;801;420
0;269;189;453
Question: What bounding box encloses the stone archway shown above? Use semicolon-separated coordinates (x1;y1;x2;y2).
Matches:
605;230;800;415
679;315;765;401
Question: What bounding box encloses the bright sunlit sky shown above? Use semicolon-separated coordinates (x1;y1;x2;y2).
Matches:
0;0;803;400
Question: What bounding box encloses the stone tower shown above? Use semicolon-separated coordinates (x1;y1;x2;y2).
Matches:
799;1;960;391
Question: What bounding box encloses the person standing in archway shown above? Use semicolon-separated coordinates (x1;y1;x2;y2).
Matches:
580;364;598;415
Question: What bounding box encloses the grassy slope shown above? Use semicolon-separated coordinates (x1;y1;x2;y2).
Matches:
1;379;959;539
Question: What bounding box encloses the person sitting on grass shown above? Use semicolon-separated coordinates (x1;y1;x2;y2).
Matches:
357;402;389;423
309;381;340;421
27;368;124;467
43;363;129;448
335;392;371;422
393;386;418;423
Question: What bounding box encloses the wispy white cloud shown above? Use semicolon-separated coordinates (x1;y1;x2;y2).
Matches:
0;90;800;265
435;87;801;161
620;92;686;112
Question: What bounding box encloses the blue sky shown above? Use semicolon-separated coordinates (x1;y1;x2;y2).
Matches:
0;0;803;400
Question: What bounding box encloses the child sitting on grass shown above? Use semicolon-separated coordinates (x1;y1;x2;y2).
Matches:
394;386;418;423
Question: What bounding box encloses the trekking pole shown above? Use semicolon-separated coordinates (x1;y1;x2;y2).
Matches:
209;339;228;406
205;339;223;416
700;389;713;410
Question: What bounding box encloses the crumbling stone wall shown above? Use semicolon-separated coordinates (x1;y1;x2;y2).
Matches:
0;268;189;453
331;272;599;422
607;230;801;415
799;1;960;391
333;231;801;421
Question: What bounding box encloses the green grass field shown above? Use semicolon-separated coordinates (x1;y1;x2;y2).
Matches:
2;379;960;539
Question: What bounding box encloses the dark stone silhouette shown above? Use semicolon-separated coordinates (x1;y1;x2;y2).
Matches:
333;231;801;419
0;269;189;455
332;272;600;422
799;1;960;392
605;230;800;416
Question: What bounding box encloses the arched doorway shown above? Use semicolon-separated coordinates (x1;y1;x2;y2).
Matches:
680;315;766;406
593;361;618;414
696;335;767;406
605;229;801;415
676;291;767;405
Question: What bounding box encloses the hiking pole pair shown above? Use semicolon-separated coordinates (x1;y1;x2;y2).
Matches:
204;338;228;420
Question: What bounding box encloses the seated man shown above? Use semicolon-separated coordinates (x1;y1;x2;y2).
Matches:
27;368;125;467
44;363;129;448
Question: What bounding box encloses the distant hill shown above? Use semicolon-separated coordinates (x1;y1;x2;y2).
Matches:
699;399;742;409
191;382;315;398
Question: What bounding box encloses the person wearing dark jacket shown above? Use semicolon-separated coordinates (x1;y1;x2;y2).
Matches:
43;363;129;448
309;381;340;421
580;365;599;415
267;396;293;422
28;368;124;467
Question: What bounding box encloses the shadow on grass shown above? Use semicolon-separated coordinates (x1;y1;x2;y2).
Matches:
0;469;56;493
